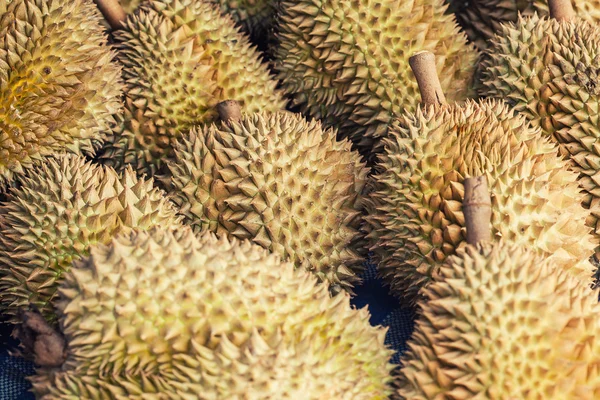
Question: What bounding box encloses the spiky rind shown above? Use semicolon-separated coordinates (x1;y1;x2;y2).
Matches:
273;0;478;156
397;241;600;399
30;227;395;399
0;0;123;190
449;0;600;49
100;0;286;177
0;154;181;323
365;99;596;304
479;15;600;245
167;111;368;293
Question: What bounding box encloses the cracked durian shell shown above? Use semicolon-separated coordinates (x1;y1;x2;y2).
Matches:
167;111;369;294
30;227;395;400
364;99;596;304
397;241;600;399
0;0;123;190
479;15;600;248
272;0;478;157
447;0;600;49
100;0;286;177
0;154;181;324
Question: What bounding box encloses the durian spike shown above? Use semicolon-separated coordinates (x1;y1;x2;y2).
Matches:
409;51;447;106
15;310;66;367
463;176;492;245
548;0;576;21
217;100;243;124
94;0;127;30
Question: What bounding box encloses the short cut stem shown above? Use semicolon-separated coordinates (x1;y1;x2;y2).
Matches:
217;100;243;124
548;0;576;21
408;51;447;106
463;176;492;246
95;0;127;30
14;310;66;367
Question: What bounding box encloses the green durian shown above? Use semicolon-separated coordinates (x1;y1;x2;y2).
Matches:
397;241;600;399
365;98;596;303
30;227;395;399
167;110;369;294
100;0;286;177
478;7;600;248
272;0;478;156
447;0;600;49
0;0;123;190
0;154;181;323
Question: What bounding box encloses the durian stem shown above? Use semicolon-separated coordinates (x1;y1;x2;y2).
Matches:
217;100;243;124
463;176;492;246
408;51;447;106
15;310;66;368
548;0;575;21
95;0;127;30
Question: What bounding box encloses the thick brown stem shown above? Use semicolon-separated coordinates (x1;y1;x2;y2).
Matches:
14;310;66;368
548;0;575;21
463;176;492;246
409;51;447;106
217;100;243;124
95;0;127;30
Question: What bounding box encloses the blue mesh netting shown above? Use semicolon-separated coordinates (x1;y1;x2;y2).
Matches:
0;260;415;399
352;261;416;365
0;324;36;400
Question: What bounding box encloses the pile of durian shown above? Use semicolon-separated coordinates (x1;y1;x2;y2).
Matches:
2;0;600;398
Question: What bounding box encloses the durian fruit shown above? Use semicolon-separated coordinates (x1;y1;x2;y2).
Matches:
397;240;600;399
111;0;274;37
272;0;478;156
365;52;597;304
0;0;123;190
100;0;287;177
478;0;600;247
167;107;368;294
0;154;181;324
447;0;600;50
30;227;395;399
167;108;369;294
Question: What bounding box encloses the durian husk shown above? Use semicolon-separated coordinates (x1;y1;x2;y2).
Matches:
365;99;597;304
0;0;123;190
479;15;600;250
397;241;600;399
30;227;395;399
448;0;600;49
272;0;478;157
100;0;286;177
167;111;369;294
0;154;181;323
